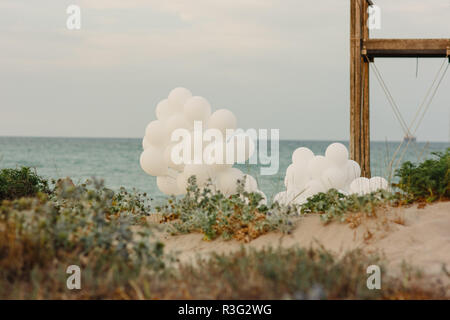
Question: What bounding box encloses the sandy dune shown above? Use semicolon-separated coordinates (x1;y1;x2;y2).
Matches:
157;202;450;282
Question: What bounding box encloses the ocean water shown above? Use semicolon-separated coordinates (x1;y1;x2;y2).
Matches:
0;137;448;203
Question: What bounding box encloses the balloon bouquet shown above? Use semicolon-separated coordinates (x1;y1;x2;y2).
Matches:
140;87;265;202
274;143;389;206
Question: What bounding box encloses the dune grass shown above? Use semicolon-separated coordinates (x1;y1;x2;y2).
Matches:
155;176;298;242
0;177;165;299
0;155;448;299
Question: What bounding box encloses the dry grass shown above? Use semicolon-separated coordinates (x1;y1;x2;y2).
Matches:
1;244;444;300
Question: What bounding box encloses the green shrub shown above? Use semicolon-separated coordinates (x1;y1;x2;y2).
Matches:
301;188;394;224
395;149;449;202
156;176;298;242
0;167;50;201
0;178;165;296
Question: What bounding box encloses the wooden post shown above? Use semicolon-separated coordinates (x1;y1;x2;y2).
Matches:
351;0;371;177
361;0;371;177
350;0;362;169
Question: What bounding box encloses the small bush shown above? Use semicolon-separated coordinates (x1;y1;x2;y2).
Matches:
395;149;449;202
156;176;298;242
0;178;165;298
0;167;50;201
301;189;394;225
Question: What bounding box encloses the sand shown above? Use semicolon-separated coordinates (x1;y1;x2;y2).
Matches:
156;202;450;282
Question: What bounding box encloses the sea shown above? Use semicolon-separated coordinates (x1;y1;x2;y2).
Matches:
0;137;448;204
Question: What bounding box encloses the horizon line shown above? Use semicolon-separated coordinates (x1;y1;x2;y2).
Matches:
1;135;449;144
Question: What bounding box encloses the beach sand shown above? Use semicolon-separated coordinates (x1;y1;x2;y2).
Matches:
155;202;450;284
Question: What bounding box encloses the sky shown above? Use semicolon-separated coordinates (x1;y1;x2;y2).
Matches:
0;0;449;142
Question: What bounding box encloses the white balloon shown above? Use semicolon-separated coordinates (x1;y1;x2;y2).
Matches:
321;167;347;190
337;189;349;196
166;168;180;179
184;96;211;123
292;194;309;206
286;187;305;203
284;164;293;188
226;133;255;163
349;177;371;195
292;147;314;165
273;191;287;204
140;146;168;176
369;177;389;192
214;163;233;172
166;114;192;136
208;109;237;133
325;143;349;167
243;174;258;193
168;87;192;113
284;175;289;189
142;136;152;150
203;140;235;173
155;99;172;121
217;168;244;195
203;140;225;164
157;176;182;195
145;120;169;146
346;160;361;184
170;130;208;166
164;143;184;171
255;190;267;205
176;172;188;194
286;163;309;190
303;180;326;199
307;156;332;180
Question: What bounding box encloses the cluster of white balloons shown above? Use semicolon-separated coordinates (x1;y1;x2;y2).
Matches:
274;143;389;206
140;87;265;201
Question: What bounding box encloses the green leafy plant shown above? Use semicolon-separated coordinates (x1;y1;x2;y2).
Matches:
0;167;50;201
156;176;298;242
394;149;449;202
301;188;394;224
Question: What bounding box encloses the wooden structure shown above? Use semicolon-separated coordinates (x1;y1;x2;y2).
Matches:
350;0;450;177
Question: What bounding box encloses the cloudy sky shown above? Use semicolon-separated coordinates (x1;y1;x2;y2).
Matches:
1;0;449;141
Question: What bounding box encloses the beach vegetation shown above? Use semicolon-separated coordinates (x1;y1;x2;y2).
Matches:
0;178;165;298
301;150;449;224
300;189;393;225
0;167;50;201
156;176;298;242
394;149;449;203
156;247;439;300
0;169;444;299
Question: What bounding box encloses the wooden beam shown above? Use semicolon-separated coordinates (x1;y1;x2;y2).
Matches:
364;39;450;58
